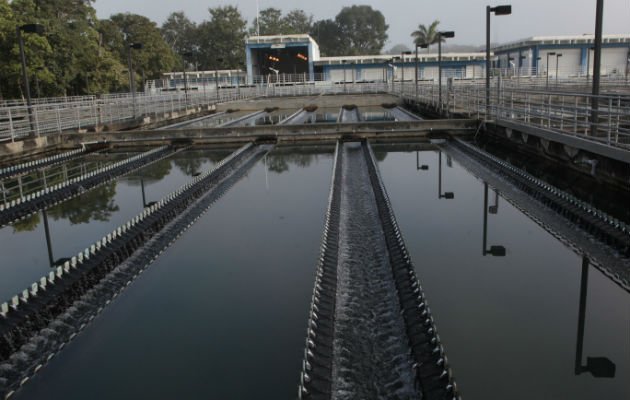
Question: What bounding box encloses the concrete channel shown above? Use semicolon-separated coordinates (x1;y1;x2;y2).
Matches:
299;141;458;400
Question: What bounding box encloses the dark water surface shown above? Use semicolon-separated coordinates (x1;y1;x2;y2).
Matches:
13;151;333;400
4;145;629;400
0;150;227;302
377;149;630;400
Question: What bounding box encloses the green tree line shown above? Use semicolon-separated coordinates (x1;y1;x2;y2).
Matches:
0;1;391;100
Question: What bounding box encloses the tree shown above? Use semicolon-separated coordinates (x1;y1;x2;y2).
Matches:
251;7;284;36
102;13;178;85
283;10;313;34
411;20;442;53
310;19;344;57
335;5;388;55
386;44;411;55
197;6;247;70
161;11;197;58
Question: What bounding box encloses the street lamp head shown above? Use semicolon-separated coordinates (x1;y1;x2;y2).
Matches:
548;52;556;56
20;24;45;35
129;43;143;50
490;5;512;15
418;43;429;49
402;51;412;55
439;31;455;39
557;53;563;57
443;192;455;199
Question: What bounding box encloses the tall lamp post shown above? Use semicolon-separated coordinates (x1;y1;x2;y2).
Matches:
415;43;428;100
127;42;143;118
400;50;412;95
182;51;194;108
437;31;455;113
555;53;563;86
591;0;604;136
486;5;512;118
17;23;45;135
215;57;224;101
545;52;556;90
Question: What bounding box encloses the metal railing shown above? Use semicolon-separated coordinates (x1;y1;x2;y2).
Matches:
398;80;630;149
2;75;629;152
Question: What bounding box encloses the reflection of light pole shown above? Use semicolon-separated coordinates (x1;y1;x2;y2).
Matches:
438;151;454;199
437;31;455;112
17;23;45;135
574;256;616;378
42;209;54;268
416;151;429;171
415;43;428;100
545;52;556;90
482;182;506;256
127;42;143;118
536;56;542;77
342;60;347;93
486;5;512;118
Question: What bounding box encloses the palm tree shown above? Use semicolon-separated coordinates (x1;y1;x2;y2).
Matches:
411;20;442;53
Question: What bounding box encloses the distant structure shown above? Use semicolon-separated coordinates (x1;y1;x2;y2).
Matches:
492;34;630;77
245;34;320;83
150;33;630;92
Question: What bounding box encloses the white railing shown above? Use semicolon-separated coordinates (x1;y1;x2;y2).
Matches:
397;80;630;149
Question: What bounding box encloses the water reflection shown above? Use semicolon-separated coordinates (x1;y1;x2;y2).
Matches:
416;151;429;171
49;183;119;225
574;257;616;378
266;153;316;174
482;182;507;257
437;151;454;200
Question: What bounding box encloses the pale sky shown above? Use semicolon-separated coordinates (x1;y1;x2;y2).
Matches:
93;0;630;49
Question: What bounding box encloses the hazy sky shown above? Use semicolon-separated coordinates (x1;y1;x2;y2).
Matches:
94;0;630;49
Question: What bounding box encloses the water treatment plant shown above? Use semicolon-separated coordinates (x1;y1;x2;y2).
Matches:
1;2;629;399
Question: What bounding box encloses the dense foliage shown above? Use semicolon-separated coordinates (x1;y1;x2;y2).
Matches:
0;3;394;99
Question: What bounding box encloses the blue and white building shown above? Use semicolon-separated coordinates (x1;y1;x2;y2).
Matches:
492;34;630;77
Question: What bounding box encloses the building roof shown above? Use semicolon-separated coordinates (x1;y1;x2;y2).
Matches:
246;34;316;45
315;52;487;65
492;34;630;52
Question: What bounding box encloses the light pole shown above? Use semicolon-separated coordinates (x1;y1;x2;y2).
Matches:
545;51;556;90
591;0;603;137
17;23;45;135
342;60;347;93
415;43;428;100
518;55;526;83
127;42;143;119
437;31;455;113
401;50;411;95
182;51;194;108
555;53;563;86
486;5;512;118
215;57;224;101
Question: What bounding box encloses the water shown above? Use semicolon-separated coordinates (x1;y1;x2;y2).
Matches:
376;149;630;399
13;149;333;400
3;143;629;399
0;149;228;302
